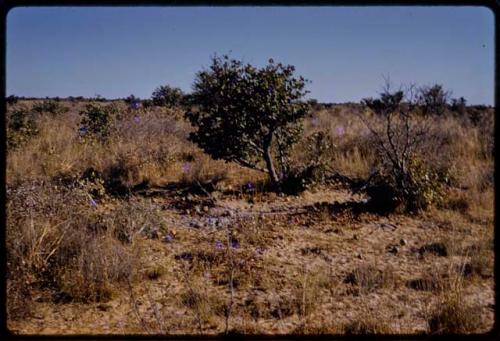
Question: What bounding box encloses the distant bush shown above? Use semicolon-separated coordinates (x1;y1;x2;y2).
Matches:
79;103;118;142
6;95;19;105
151;85;185;107
418;84;450;116
124;94;139;104
7;106;39;148
362;90;404;115
32;100;68;116
449;96;467;116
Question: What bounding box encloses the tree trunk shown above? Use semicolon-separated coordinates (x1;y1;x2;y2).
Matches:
263;133;280;189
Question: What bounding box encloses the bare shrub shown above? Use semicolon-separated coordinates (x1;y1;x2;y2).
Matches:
359;81;450;212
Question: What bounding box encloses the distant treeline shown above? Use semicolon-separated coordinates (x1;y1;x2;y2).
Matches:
5;92;494;112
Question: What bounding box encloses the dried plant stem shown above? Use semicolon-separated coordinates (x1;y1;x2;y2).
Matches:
181;264;203;335
224;228;236;335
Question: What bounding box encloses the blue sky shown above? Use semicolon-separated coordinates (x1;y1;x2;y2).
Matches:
7;6;494;104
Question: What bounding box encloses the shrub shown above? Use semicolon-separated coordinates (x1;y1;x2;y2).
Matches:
6;106;38;148
418;84;450;116
79;103;118;142
361;82;449;212
6;95;19;105
186;54;309;190
32;100;68;116
151;84;185;107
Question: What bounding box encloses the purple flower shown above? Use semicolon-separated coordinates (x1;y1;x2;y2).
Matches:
89;198;97;207
287;217;293;225
246;182;254;190
268;86;274;94
131;101;141;109
207;217;216;225
134;116;141;124
163;234;173;243
182;163;192;173
79;126;88;136
336;126;346;136
215;240;224;250
231;240;240;249
255;247;265;256
311;117;320;126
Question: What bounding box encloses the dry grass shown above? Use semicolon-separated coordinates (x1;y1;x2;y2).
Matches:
427;291;484;334
6;100;494;335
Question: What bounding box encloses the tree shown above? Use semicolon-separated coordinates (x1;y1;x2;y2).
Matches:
186;55;310;189
151;85;185;107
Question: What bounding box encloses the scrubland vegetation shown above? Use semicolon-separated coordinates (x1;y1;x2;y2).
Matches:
6;57;494;335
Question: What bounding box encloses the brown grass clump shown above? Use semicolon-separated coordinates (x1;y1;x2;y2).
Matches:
344;264;397;295
427;292;484;334
343;311;393;334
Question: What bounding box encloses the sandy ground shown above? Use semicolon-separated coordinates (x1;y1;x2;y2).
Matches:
8;186;494;335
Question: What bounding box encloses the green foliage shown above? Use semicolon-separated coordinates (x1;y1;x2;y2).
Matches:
376;154;448;212
151;85;185;107
79;103;118;142
281;131;335;194
32;100;68;116
186;54;309;187
7;106;39;148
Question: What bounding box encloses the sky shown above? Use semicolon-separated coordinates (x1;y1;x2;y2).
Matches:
6;6;495;105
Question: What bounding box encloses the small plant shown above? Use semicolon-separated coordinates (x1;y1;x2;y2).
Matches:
79;103;118;142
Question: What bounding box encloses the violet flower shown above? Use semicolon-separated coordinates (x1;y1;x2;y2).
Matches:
215;240;224;250
182;163;192;173
163;234;174;243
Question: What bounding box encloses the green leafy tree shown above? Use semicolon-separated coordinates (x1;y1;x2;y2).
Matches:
186;55;310;189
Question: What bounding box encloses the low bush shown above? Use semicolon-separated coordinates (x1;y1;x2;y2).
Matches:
79;103;119;142
7;106;39;148
32;100;68;116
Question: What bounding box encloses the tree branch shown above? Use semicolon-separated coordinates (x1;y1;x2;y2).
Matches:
234;158;268;173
